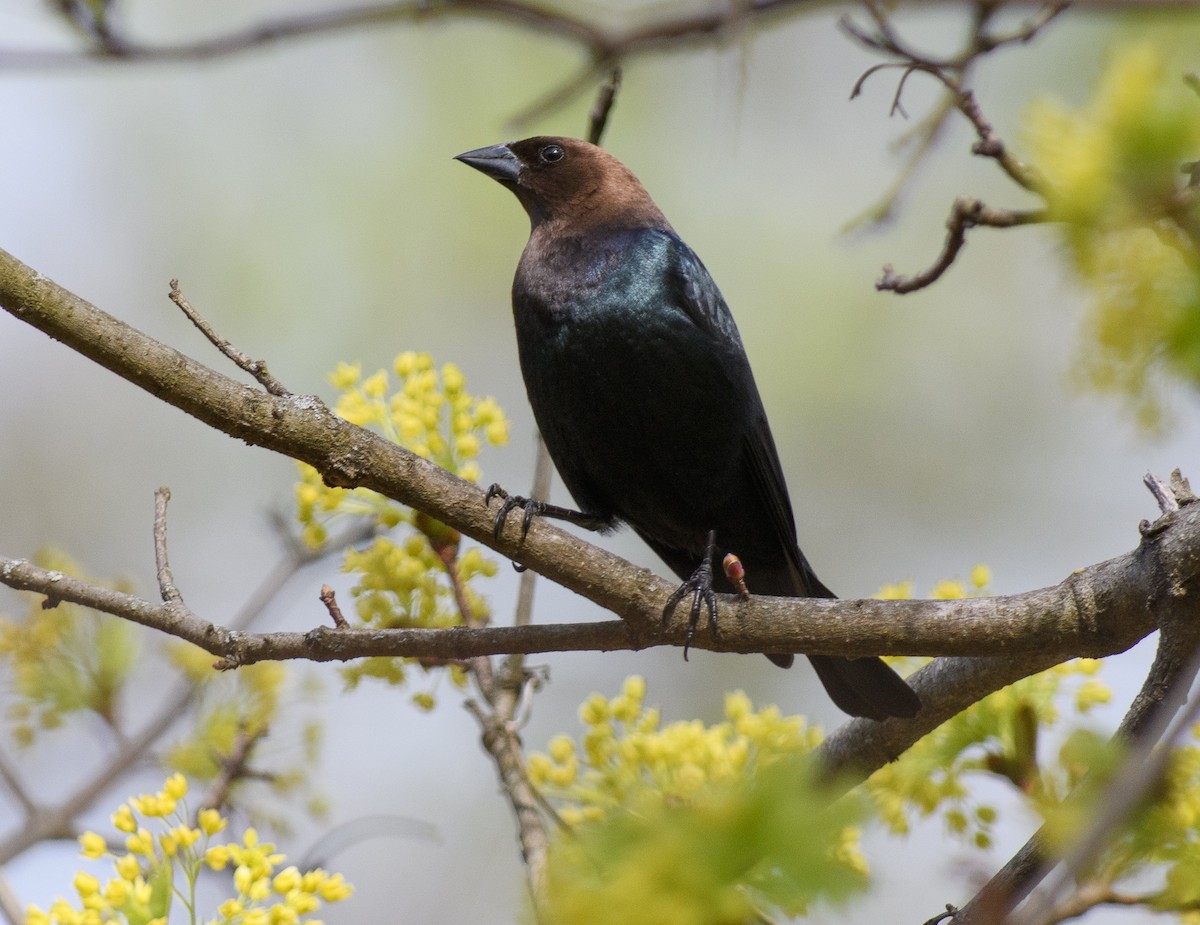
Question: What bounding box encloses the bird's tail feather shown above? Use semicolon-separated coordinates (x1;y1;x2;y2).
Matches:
807;654;921;721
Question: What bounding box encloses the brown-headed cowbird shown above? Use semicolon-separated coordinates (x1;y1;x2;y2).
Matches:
456;136;920;720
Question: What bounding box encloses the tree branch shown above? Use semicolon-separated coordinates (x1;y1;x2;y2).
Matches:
153;486;184;605
953;480;1200;925
4;0;1189;72
4;244;1199;835
845;2;1053;285
0;515;345;866
877;199;1048;293
0;0;809;123
1;496;1189;666
168;280;290;396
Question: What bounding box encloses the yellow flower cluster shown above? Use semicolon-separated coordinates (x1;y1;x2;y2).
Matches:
294;352;507;695
536;679;868;924
528;676;834;823
876;564;990;602
1031;722;1200;919
866;570;1112;848
1023;37;1200;427
162;657;290;780
1154;732;1200;918
296;352;508;548
26;774;351;925
0;549;137;745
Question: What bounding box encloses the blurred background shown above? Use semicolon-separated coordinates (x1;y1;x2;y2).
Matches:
1;2;1197;922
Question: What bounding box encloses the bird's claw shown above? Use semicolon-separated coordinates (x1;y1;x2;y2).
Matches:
484;483;542;540
662;531;720;661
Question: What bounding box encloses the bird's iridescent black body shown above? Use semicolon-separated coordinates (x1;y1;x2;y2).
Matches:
457;136;920;720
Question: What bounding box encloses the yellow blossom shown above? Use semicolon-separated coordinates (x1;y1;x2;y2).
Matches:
442;363;465;393
114;853;141;881
328;361;361;389
931;579;965;600
103;878;130;906
361;370;388;398
162;772;188;800
394;352;417;377
316;873;353;902
272;866;301;894
199;807;227;835
25;907;51;925
111;805;137;834
78;831;107;859
72;872;100;898
206;844;232;870
875;579;915;600
126;827;154;856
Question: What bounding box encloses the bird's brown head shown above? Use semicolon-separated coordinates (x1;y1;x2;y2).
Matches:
455;136;668;234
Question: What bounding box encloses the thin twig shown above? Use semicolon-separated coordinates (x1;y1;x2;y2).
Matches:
320;584;350;628
972;3;1070;55
0;870;26;925
921;905;959;925
0;748;36;815
153;486;184;604
0;530;351;865
510;434;553;633
958;89;1042;191
0;0;823;127
586;67;622;145
1032;883;1144;925
843;91;960;230
450;511;552;912
168;279;290;396
844;0;1057;276
877;200;1048;293
1145;470;1180;515
199;726;269;813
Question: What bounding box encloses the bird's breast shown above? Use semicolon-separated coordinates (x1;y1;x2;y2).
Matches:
509;247;760;552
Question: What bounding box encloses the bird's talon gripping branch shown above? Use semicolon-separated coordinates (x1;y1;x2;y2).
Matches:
662;530;720;661
485;483;543;540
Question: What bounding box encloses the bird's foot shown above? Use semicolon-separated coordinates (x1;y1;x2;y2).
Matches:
485;484;611;540
485;484;543;540
662;530;719;661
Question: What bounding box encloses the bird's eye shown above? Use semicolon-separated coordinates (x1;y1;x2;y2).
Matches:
538;144;565;165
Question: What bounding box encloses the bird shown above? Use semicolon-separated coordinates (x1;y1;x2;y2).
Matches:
455;136;920;721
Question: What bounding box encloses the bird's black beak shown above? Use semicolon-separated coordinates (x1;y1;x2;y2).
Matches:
454;143;522;183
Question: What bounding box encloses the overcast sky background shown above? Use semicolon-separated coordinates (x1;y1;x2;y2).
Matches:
2;3;1198;922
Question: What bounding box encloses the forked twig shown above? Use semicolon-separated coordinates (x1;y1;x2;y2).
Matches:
169;279;290;396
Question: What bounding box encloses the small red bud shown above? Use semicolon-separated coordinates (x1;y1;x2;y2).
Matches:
722;553;750;600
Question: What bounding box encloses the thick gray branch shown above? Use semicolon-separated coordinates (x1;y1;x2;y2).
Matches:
0;242;1190;666
0;499;1188;665
0;243;1192;790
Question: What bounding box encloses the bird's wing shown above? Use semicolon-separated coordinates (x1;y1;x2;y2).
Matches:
742;420;833;599
662;230;834;599
662;232;745;344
